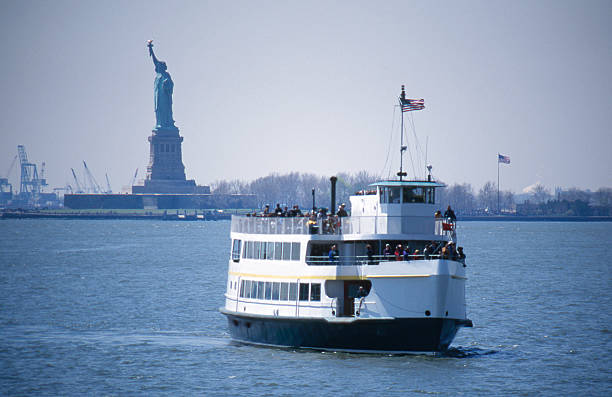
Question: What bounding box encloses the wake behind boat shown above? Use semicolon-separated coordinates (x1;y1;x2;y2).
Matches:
220;87;472;353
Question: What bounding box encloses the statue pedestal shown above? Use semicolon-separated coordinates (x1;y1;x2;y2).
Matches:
132;127;210;194
146;127;186;181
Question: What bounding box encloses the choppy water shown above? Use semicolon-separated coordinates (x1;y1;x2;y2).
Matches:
0;220;610;395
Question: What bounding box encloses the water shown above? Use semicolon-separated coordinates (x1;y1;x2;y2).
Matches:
0;219;610;395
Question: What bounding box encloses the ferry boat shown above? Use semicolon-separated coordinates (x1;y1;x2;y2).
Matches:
220;87;472;353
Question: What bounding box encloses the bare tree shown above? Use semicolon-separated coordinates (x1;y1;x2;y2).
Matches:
532;184;551;204
478;181;497;213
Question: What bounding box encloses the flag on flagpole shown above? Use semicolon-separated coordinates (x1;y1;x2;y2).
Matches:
498;154;511;164
401;98;425;112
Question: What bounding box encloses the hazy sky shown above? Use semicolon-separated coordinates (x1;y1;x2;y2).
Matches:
1;0;611;194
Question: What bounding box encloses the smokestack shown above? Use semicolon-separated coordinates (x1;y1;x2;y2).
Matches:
330;176;337;215
312;188;316;212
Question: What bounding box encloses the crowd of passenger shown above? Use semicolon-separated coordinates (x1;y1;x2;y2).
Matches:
246;203;349;219
377;240;466;264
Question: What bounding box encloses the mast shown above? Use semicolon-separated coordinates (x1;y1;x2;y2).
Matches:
397;85;408;181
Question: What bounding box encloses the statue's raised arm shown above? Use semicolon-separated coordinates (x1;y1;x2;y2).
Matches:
147;40;161;68
146;40;176;130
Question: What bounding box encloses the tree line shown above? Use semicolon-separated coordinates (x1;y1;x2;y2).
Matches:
210;171;612;216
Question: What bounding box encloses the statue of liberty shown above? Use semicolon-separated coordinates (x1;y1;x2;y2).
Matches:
147;40;176;130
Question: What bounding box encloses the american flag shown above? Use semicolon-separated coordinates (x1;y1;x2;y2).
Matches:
401;98;425;112
498;154;511;164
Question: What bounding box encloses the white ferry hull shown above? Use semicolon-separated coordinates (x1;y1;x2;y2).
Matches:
221;308;472;353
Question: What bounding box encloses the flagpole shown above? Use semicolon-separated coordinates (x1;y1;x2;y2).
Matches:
398;85;407;182
400;96;404;182
497;153;500;214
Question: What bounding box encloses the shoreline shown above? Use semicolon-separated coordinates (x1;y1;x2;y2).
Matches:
0;209;233;221
1;210;611;222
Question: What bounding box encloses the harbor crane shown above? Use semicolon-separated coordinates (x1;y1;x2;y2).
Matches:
82;161;102;193
1;154;18;196
71;168;84;193
5;154;18;179
129;168;139;186
17;145;47;196
105;173;112;194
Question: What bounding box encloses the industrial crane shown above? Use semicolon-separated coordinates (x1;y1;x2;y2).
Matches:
17;145;46;196
105;173;112;194
71;168;84;193
5;155;18;179
129;168;139;186
82;161;102;194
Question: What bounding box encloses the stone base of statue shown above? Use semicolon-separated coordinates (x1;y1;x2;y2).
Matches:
131;126;210;194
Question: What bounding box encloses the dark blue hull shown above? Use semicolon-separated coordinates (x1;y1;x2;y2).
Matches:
221;309;472;353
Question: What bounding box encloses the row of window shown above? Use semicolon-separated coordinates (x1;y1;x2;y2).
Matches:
379;186;435;204
155;143;178;153
231;239;301;262
238;280;321;302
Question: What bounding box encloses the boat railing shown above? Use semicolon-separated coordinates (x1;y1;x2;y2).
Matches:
231;215;455;237
305;254;450;266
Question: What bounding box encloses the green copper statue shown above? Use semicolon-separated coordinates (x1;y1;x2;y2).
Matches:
147;40;176;130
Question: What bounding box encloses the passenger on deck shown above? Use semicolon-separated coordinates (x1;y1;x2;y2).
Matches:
337;203;348;217
282;206;289;217
274;203;283;216
435;210;442;218
413;249;421;260
263;205;270;216
402;246;412;261
457;246;466;265
290;205;302;217
328;245;339;262
366;244;374;264
383;244;392;260
446;242;457;260
430;242;440;256
444;205;457;221
423;243;432;259
317;208;328;220
395;244;403;261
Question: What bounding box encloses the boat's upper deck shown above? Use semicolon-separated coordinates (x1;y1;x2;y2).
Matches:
232;180;453;238
230;215;454;238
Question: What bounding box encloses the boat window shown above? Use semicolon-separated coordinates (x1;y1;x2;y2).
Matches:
254;241;261;260
289;283;297;300
239;280;245;298
231;239;241;262
425;187;435;204
380;187;401;204
274;242;282;260
282;242;291;260
265;281;272;300
257;281;265;299
244;280;251;299
280;282;289;301
402;187;425;203
260;242;267;259
310;283;321;301
299;283;309;301
266;242;274;260
250;280;257;298
291;242;300;260
272;282;280;300
389;187;400;203
242;241;248;259
245;241;251;259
